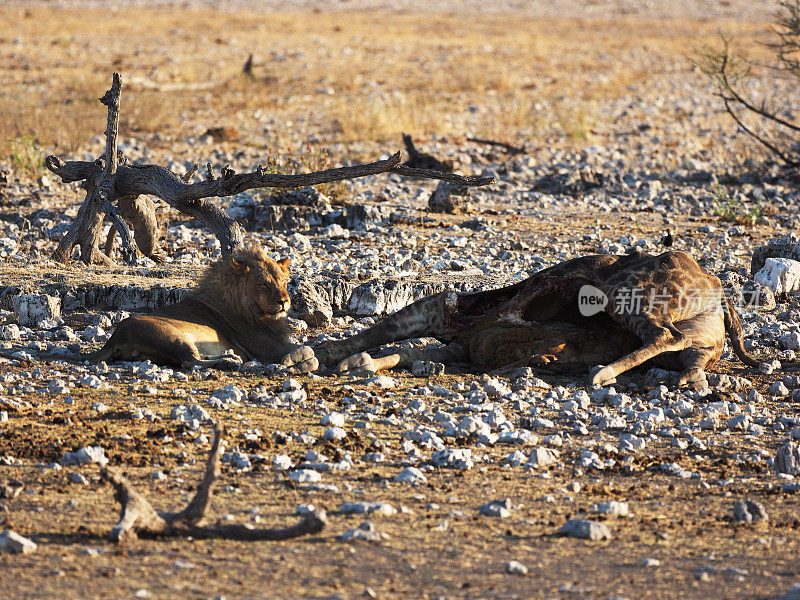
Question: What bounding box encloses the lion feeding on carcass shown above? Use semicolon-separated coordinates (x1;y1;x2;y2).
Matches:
286;250;761;387
87;245;318;371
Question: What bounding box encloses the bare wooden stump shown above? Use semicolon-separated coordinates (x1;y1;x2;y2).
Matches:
47;74;495;266
102;422;327;542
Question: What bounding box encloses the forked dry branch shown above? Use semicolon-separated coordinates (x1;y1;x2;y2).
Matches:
47;74;494;266
101;422;327;542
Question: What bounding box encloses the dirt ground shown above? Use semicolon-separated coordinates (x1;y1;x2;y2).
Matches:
1;2;800;600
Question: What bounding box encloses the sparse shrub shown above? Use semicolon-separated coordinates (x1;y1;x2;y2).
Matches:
258;145;347;203
712;183;762;227
9;134;43;177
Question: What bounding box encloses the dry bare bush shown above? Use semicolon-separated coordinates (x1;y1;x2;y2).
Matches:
699;0;800;166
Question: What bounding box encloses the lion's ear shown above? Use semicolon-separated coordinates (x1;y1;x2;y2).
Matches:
230;258;249;275
278;257;291;272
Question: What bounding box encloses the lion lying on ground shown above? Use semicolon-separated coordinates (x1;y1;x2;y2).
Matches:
87;245;318;371
284;250;762;387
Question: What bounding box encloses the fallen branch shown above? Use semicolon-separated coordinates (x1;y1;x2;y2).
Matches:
101;422;327;541
47;74;495;265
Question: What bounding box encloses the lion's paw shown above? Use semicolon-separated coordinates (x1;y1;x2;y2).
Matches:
282;346;320;374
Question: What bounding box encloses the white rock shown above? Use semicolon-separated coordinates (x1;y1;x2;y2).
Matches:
336;521;388;542
591;501;630;516
11;294;61;327
526;446;558;469
273;454;293;470
497;430;539;446
0;324;20;341
393;466;427;485
209;384;246;409
559;519;612;541
754;257;800;295
432;448;473;470
323;427;347;441
775;442;800;476
641;558;661;567
321;412;345;427
288;469;321;483
0;531;37;554
60;446;108;467
479;499;512;518
780;332;800;351
338;502;397;516
505;560;528;575
776;584;800;600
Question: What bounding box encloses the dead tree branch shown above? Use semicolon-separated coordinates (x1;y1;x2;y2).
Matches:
47;75;495;265
101;422;327;542
697;4;800;167
52;74;138;264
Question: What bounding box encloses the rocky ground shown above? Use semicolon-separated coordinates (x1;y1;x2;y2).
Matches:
2;2;800;600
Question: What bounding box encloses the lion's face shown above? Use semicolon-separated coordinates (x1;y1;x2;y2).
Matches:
243;254;292;320
198;245;292;323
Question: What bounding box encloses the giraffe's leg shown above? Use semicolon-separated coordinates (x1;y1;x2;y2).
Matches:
315;292;453;366
591;322;689;386
335;341;467;376
675;345;716;389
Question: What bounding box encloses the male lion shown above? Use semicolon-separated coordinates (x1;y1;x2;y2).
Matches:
88;245;318;371
284;250;761;387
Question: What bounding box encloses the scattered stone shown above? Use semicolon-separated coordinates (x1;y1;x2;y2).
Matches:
0;531;37;554
288;469;321;483
290;279;333;327
479;498;512;518
337;521;389;542
68;472;89;485
208;384;246;409
754;257;800;295
775;584;800;600
432;448;474;470
0;479;23;499
272;454;293;470
751;235;800;275
641;558;661;567
338;502;397;516
60;446;108;467
411;360;445;377
505;560;528;575
393;467;427;485
323;427;347;442
591;501;630;516
559;519;612;541
321;412;345;427
775;442;800;476
11;293;61;326
526;447;558;469
732;499;768;524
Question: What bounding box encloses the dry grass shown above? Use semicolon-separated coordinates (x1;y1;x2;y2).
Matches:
0;7;777;162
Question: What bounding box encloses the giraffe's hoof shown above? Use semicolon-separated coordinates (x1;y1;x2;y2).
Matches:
336;352;377;377
590;365;616;387
677;368;708;390
281;346;319;374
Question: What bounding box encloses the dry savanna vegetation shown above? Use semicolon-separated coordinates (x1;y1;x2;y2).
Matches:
0;6;778;169
2;3;800;600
